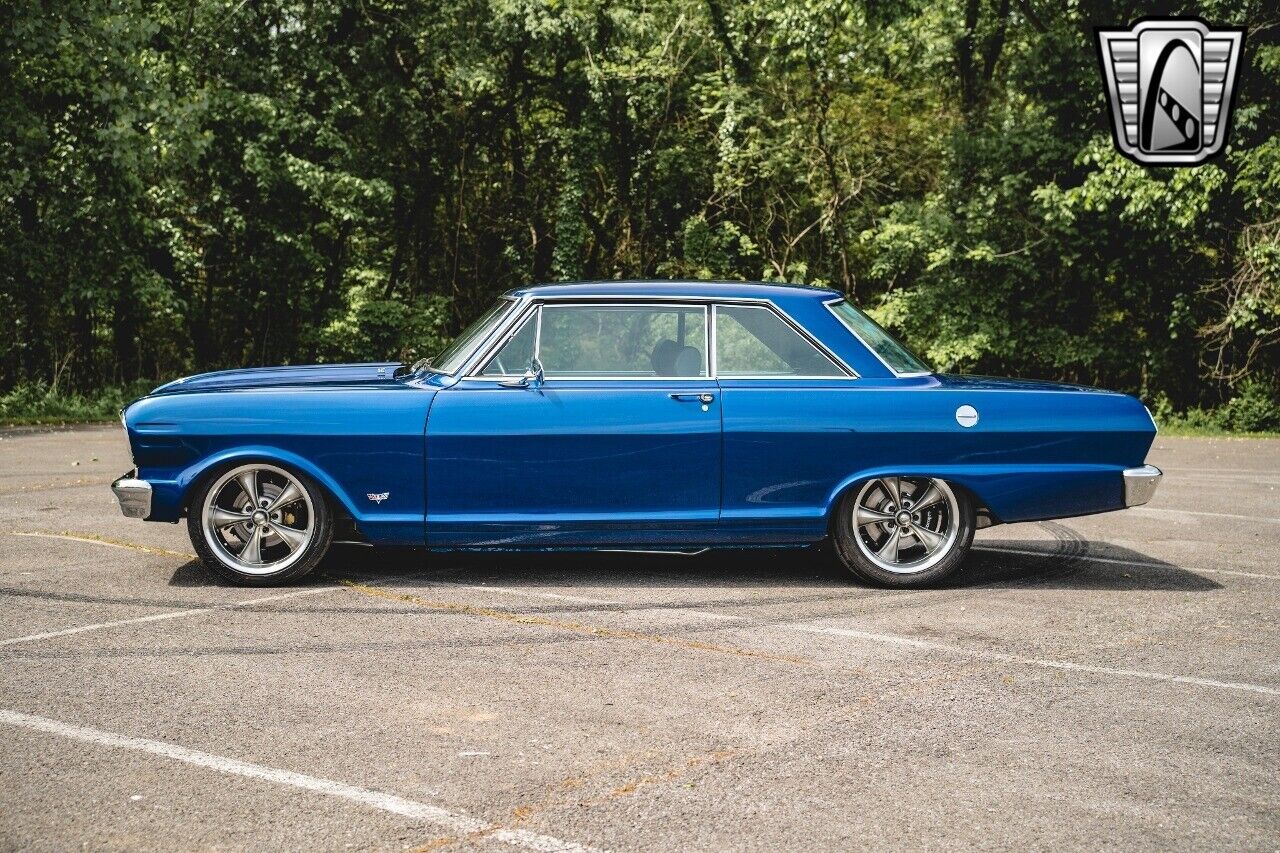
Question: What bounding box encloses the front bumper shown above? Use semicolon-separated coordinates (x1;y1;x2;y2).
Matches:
111;473;152;519
1123;465;1162;507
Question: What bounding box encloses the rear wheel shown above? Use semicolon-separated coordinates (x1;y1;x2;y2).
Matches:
832;476;974;587
188;462;333;586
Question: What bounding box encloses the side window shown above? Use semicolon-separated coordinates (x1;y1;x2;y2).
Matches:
715;305;845;377
480;311;537;376
538;305;707;377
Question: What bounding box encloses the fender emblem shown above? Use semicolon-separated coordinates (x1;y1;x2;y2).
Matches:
367;492;390;504
955;405;979;428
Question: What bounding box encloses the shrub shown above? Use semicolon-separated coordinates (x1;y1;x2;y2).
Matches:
0;380;156;425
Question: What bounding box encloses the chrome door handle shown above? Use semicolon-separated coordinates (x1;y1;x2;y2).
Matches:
670;393;715;404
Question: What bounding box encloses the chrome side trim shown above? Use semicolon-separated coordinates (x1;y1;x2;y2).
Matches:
597;547;710;556
111;474;152;519
1123;465;1162;507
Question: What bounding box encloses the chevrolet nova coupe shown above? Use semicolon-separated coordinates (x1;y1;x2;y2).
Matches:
113;281;1162;587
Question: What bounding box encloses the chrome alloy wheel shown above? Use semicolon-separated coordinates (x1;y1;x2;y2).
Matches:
852;477;960;575
200;464;314;575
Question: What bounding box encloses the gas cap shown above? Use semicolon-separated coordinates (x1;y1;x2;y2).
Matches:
955;405;979;428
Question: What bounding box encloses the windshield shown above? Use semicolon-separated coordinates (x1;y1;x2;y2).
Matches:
430;298;516;374
827;298;931;375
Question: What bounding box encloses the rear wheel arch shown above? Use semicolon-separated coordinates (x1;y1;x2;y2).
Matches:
827;473;979;587
825;471;998;532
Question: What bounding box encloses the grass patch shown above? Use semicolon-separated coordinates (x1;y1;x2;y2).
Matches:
1156;421;1280;439
0;381;157;426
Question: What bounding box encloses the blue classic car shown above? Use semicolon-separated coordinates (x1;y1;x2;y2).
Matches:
112;281;1162;587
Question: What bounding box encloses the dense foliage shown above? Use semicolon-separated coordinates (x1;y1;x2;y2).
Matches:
2;0;1277;418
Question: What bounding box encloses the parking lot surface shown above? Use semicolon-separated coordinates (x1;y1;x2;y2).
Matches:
1;425;1277;851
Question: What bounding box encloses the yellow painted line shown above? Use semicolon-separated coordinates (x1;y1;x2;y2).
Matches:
4;530;195;561
0;477;115;495
333;577;814;667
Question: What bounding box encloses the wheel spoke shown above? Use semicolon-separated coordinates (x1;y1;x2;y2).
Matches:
912;524;946;554
240;525;264;564
236;470;259;507
267;480;302;512
876;528;902;562
911;482;943;513
880;477;901;508
271;523;307;553
855;506;895;527
210;507;251;529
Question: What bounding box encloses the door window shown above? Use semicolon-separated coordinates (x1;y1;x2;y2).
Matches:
537;305;708;378
714;304;845;377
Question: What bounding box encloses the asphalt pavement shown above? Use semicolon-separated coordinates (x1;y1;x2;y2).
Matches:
0;425;1277;851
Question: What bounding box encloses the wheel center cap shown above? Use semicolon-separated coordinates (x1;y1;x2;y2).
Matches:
252;510;268;525
896;510;912;526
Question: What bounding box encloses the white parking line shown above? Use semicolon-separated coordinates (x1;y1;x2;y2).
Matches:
1130;506;1280;524
442;582;619;606
368;577;1279;697
1162;466;1280;476
972;545;1279;581
781;624;1280;696
0;587;336;648
0;709;605;853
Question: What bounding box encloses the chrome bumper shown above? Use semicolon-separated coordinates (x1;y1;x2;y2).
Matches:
1123;465;1162;507
111;473;152;519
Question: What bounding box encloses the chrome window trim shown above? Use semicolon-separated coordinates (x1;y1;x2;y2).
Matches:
823;297;932;378
475;305;542;378
472;300;711;380
462;292;857;381
711;303;855;380
454;294;533;376
435;295;527;377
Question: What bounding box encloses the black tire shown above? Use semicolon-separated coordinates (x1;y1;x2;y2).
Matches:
187;461;334;586
831;477;975;588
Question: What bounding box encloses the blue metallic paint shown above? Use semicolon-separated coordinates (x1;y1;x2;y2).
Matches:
119;281;1158;550
425;378;722;547
127;377;442;543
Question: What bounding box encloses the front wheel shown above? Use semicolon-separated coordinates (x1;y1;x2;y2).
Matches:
832;476;975;587
188;462;333;586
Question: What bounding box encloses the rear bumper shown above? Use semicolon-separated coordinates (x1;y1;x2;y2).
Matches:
1123;465;1162;507
111;473;152;519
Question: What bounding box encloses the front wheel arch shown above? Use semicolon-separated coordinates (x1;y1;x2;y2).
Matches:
186;458;335;586
177;447;361;522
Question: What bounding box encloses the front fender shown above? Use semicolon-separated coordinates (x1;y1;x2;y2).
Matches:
170;445;365;521
824;463;1127;526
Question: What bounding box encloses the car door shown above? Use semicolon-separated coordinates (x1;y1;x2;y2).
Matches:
425;301;722;547
713;301;859;543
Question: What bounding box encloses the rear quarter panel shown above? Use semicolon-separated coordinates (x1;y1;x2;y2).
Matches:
719;377;1156;539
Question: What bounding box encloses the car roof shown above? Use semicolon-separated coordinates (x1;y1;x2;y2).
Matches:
506;280;842;301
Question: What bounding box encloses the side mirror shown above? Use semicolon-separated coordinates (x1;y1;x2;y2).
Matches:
499;356;544;389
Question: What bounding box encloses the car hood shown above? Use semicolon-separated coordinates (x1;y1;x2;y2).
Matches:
932;374;1119;394
151;362;404;394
